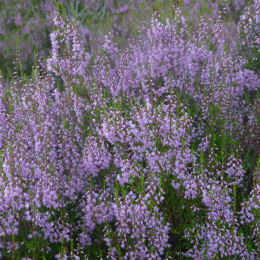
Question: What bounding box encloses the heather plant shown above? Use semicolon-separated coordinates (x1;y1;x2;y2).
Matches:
0;0;259;259
238;0;260;74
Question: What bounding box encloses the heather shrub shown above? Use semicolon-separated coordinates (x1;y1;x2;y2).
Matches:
238;0;260;74
0;1;259;259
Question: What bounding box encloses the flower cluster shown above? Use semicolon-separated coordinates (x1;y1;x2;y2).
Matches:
238;0;260;72
105;182;170;259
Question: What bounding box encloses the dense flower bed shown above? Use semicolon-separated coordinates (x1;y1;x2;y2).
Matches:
0;0;259;259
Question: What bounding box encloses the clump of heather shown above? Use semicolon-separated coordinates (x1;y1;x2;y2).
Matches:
104;182;170;259
238;0;260;73
0;1;259;259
